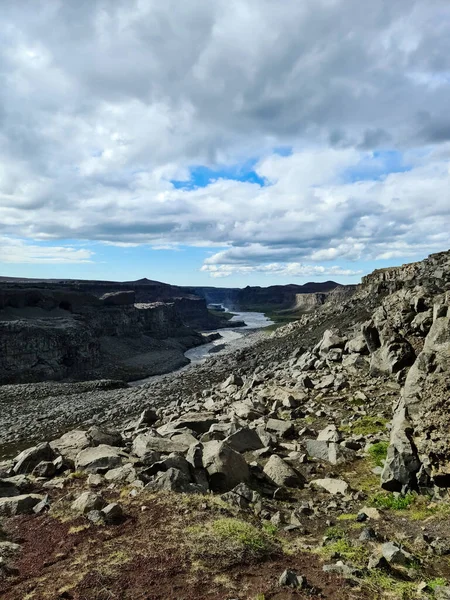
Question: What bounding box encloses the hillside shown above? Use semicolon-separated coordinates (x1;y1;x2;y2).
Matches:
1;250;450;599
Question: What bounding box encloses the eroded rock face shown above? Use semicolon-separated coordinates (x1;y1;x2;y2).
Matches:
382;307;450;491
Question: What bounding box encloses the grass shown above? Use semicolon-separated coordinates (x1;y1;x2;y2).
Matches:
370;492;416;511
318;536;370;568
325;526;346;540
367;441;389;467
340;416;388;436
363;569;418;599
186;517;280;567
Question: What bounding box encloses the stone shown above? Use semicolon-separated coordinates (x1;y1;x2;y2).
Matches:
75;445;127;473
71;492;106;514
232;401;264;421
0;479;21;498
279;569;304;588
168;412;218;434
435;586;450;600
317;424;341;443
345;335;368;355
104;464;137;484
13;443;57;475
317;329;347;354
266;418;294;438
221;483;261;509
50;430;90;462
201;441;250;492
310;478;349;495
222;373;244;388
32;461;56;478
87;426;123;447
136;407;159;427
224;428;264;453
101;503;124;523
0;494;45;516
132;434;189;457
381;542;411;566
147;468;200;493
263;455;305;488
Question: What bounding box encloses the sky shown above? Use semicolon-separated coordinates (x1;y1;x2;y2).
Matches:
1;0;450;287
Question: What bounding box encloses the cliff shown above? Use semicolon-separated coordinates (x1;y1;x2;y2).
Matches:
0;288;205;384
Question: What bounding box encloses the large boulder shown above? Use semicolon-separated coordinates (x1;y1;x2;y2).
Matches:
263;455;305;488
75;445;127;473
201;441;250;492
0;494;45;516
132;434;189;457
224;428;264;453
50;430;91;462
13;443;57;475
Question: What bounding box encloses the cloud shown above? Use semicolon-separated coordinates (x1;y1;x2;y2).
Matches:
0;1;450;274
0;237;94;264
201;263;362;279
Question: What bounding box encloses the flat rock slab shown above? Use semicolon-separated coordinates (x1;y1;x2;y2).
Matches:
0;494;45;516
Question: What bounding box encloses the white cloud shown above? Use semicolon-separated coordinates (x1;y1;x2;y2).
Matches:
0;1;450;276
201;263;362;278
0;237;94;264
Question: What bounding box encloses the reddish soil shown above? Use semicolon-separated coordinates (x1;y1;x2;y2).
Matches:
0;491;371;600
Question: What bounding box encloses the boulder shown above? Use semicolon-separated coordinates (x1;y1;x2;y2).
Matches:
75;445;127;473
165;412;218;435
201;441;250;492
50;430;91;462
266;418;294;438
132;434;189;457
147;468;201;493
224;428;264;453
317;329;347;354
71;492;106;514
101;503;124;523
87;426;123;447
13;443;57;475
0;494;45;516
311;478;349;495
263;455;305;488
104;464;137;484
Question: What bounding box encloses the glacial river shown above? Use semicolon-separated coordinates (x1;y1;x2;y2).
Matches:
184;310;274;365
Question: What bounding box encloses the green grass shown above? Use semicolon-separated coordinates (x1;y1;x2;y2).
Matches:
186;518;280;567
341;416;388;436
368;441;389;467
363;569;418;599
325;526;346;540
370;492;416;511
318;536;370;568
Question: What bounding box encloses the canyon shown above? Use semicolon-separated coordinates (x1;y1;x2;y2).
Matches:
1;251;450;599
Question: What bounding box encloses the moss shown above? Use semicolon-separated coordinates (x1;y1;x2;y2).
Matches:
69;471;87;480
186;518;280;567
337;513;357;521
367;441;389;467
341;416;388;436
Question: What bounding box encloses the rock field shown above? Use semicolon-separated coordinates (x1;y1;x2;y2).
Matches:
2;250;450;599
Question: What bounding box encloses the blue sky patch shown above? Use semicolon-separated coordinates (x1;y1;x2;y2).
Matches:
343;150;412;183
171;158;266;190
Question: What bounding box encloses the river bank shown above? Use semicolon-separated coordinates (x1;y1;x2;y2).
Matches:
0;311;274;457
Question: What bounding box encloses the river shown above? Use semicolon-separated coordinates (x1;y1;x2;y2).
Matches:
129;310;273;387
184;310;274;365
